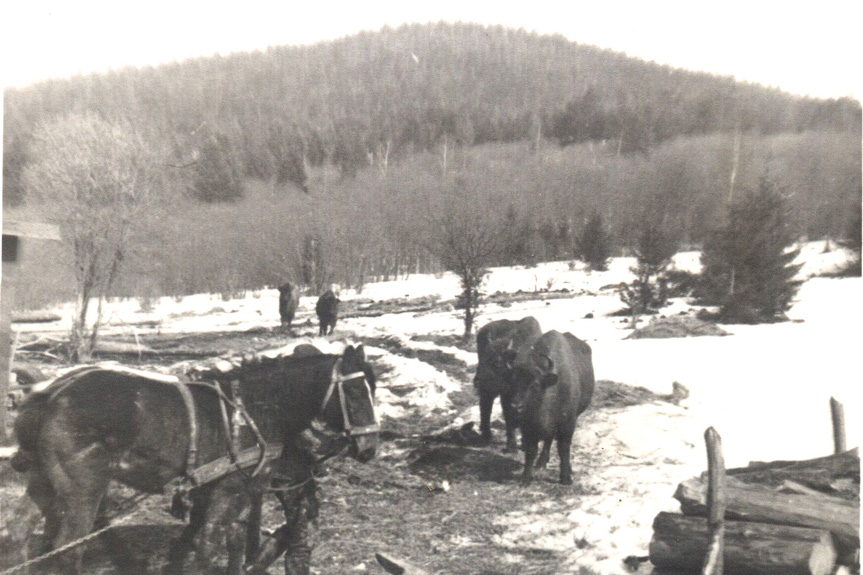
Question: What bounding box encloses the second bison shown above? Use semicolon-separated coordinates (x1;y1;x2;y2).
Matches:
315;289;339;335
278;282;300;331
511;330;595;485
474;317;542;451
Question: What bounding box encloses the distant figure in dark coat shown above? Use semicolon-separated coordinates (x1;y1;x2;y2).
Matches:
315;289;339;336
278;282;300;332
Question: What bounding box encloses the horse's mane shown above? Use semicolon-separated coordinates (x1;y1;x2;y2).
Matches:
189;351;340;383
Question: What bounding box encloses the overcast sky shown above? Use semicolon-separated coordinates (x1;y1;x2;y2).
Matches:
1;1;861;101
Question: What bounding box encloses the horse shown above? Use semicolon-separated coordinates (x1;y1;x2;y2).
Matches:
11;344;379;574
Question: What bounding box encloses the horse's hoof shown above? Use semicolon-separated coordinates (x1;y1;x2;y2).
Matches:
560;475;573;486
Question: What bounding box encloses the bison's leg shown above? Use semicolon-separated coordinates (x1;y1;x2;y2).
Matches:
556;428;575;485
478;390;495;443
536;440;552;470
500;395;520;452
521;435;540;486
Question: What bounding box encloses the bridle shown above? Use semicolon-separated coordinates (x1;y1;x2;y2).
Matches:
319;358;380;437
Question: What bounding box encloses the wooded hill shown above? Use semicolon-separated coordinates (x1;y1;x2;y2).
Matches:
3;22;861;305
4;22;860;203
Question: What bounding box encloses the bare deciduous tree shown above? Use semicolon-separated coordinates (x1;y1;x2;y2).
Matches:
424;175;504;341
24;113;163;360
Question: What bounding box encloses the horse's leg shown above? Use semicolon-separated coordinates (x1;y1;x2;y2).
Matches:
193;473;254;575
245;486;264;563
164;486;209;575
41;437;111;573
23;467;60;554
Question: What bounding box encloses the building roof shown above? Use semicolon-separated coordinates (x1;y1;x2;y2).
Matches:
2;220;61;240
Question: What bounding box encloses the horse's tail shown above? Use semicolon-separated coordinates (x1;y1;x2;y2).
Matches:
10;390;52;473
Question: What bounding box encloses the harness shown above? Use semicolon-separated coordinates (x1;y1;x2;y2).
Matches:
178;357;379;491
319;358;380;437
176;378;277;487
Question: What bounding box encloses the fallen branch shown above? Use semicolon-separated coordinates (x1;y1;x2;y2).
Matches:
375;552;432;575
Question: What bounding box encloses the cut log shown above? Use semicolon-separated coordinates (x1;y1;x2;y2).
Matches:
650;512;836;575
724;449;859;499
675;476;859;553
780;480;848;502
11;310;62;323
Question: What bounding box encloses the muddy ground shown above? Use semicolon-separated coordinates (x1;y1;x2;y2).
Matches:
1;325;683;575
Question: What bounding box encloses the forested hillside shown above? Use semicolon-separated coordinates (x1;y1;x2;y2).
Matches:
3;22;861;306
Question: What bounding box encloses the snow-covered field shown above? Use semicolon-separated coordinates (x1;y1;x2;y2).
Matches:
12;241;860;574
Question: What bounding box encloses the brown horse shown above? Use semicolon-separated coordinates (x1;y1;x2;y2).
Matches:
11;344;379;574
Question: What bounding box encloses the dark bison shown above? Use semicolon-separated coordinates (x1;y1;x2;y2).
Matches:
315;289;339;336
474;317;542;451
278;282;300;331
511;330;595;485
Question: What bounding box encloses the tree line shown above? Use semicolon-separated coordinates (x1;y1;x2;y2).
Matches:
5;22;861;353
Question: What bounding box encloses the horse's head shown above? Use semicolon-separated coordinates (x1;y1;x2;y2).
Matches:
312;344;379;463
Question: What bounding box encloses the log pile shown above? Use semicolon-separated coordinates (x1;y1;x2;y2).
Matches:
649;448;860;575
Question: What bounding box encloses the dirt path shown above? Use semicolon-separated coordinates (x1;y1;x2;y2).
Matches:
1;331;700;575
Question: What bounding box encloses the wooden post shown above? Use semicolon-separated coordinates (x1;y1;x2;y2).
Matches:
830;398;846;454
0;259;16;445
702;427;726;575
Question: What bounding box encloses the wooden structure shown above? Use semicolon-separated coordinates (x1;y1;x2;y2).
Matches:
0;220;61;443
649;405;859;575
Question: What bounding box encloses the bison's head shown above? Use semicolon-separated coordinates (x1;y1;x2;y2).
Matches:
510;349;558;421
474;337;520;389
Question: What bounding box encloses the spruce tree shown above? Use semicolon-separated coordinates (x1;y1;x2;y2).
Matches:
699;174;802;323
619;219;678;321
575;212;612;271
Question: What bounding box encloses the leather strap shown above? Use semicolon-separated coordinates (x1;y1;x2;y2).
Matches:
174;380;199;478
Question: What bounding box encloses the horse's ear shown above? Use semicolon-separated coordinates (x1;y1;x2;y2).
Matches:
355;344;365;361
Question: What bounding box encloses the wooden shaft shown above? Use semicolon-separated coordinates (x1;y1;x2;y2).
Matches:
830;397;847;454
702;427;726;575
